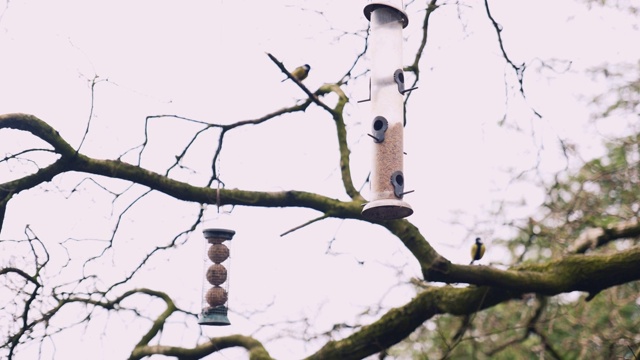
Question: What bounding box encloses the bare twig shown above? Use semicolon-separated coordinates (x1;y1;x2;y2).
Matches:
280;215;329;237
483;0;541;118
266;52;336;115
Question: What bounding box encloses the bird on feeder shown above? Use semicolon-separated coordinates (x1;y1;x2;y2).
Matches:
470;237;485;265
282;64;310;82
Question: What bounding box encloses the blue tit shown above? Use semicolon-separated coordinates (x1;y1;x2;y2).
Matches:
470;237;485;265
282;64;310;82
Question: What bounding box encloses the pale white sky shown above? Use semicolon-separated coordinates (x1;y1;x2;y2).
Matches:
1;1;639;359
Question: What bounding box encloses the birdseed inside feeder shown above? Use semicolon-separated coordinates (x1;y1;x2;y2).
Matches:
361;0;413;221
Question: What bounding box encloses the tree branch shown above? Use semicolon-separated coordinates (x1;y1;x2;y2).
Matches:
483;0;541;118
315;83;362;199
0;113;76;156
404;0;439;126
0;267;39;285
426;245;640;298
266;52;336;115
129;335;273;360
305;286;515;360
569;218;640;254
0;113;371;238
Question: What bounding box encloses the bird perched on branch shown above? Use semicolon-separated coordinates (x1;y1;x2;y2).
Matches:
470;237;485;265
282;64;310;82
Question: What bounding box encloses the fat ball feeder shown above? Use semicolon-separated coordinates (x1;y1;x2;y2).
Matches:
199;228;235;326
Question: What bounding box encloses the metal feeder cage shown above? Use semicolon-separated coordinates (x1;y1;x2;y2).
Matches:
199;228;235;326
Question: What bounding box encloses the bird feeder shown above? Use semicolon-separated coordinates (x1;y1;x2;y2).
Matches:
199;228;235;326
362;0;414;220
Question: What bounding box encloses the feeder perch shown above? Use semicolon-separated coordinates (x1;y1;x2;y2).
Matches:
393;69;419;95
394;69;405;94
199;228;235;326
370;116;388;143
362;0;413;221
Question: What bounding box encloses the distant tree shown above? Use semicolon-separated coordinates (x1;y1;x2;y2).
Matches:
1;1;639;359
391;133;640;358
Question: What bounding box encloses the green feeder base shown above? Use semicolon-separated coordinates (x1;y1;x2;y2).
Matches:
199;306;230;326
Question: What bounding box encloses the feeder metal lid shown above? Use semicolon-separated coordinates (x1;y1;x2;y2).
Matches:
203;228;236;240
363;1;409;28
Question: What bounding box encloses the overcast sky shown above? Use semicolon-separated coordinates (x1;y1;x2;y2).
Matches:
1;1;639;359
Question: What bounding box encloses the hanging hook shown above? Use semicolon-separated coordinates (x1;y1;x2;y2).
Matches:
215;180;235;215
216;181;222;213
215;179;228;213
357;78;372;103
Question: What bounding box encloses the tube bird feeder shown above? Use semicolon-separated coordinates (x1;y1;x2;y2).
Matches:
199;228;235;326
362;0;413;221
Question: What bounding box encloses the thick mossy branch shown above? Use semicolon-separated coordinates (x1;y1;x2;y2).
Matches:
569;219;640;254
4;113;640;360
306;243;640;360
70;155;366;219
426;245;640;296
125;290;272;359
305;285;516;360
129;335;273;360
0;113;76;156
0;114;77;234
0;113;364;220
381;219;442;268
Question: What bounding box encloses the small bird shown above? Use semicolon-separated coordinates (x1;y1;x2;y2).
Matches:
282;64;310;82
470;237;485;265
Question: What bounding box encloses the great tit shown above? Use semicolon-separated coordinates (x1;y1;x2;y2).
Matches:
470;237;485;265
282;64;311;82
